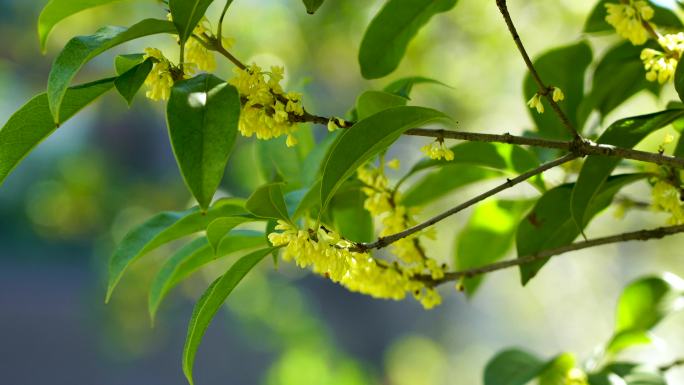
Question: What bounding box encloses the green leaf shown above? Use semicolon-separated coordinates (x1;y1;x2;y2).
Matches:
148;230;265;323
106;199;247;302
183;247;274;385
167;74;241;210
169;0;215;44
292;180;322;220
584;0;683;33
571;109;684;228
383;76;450;99
114;58;153;105
606;274;684;353
583;41;660;123
321;106;450;209
676;51;684;103
538;353;577;385
356;90;408;120
484;349;547;385
302;0;325;14
401;142;542;206
517;174;646;285
115;53;145;75
523;41;592;139
206;216;258;253
246;183;291;222
358;0;458;79
47;19;176;123
331;188;374;243
37;0;129;52
455;200;531;296
0;78;114;185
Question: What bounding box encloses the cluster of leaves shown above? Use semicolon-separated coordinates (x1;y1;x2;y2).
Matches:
485;273;684;385
2;0;684;383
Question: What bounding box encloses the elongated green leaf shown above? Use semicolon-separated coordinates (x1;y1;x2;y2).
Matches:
115;58;153;105
584;0;683;33
455;200;531;296
183;247;274;385
148;230;265;323
582;42;660;124
302;0;325;14
383;76;450;99
676;52;684;103
0;78;114;185
606;274;684;353
484;349;547;385
402;165;500;207
114;53;145;75
571;109;684;228
169;0;215;44
47;19;176;122
206;216;258;253
37;0;129;52
358;0;458;79
331;188;374;243
292;180;322;220
523;41;592;139
106;199;247;302
167;74;240;210
321;106;450;209
246;183;291;222
517;174;646;284
356;90;408;120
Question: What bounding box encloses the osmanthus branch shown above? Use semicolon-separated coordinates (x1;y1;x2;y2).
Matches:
352;152;579;252
660;358;684;372
418;223;684;287
494;0;580;140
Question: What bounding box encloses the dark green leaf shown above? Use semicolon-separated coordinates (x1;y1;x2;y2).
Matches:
358;0;458;79
47;19;176;122
114;58;153;105
584;0;683;33
676;51;684;103
206;216;258;253
321;106;450;209
183;247;274;385
356;90;408;120
403;166;500;207
383;76;450;99
37;0;126;52
246;183;291;222
523;41;592;139
167;74;241;210
302;0;325;14
148;230;265;323
115;53;146;75
571;109;684;228
169;0;215;44
517;174;646;284
106;199;247;302
484;349;547;385
331;188;374;243
0;78;114;185
606;274;684;353
292;180;322;220
455;200;531;296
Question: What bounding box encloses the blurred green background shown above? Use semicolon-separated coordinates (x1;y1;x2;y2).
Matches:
1;0;683;384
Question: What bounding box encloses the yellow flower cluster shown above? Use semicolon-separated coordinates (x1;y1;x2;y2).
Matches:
641;33;684;84
652;180;684;224
527;87;564;115
357;163;444;277
229;64;304;147
183;19;217;74
605;0;655;45
421;140;454;161
143;48;174;101
267;221;441;308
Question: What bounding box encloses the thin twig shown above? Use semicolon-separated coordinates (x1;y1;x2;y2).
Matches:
417;224;684;286
495;0;580;139
353;152;579;252
660;358;684;372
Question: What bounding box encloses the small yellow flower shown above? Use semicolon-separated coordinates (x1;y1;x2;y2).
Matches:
386;159;401;170
652;180;684;224
552;87;565;102
527;93;544;114
605;0;655;45
420;141;455;161
143;48;174;101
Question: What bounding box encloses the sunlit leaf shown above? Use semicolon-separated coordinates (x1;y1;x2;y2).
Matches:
183;247;275;385
484;349;547;385
0;78;114;185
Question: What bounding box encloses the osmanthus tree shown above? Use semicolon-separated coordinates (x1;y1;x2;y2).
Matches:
3;0;684;383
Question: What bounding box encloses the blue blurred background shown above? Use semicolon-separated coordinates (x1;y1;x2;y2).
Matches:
1;0;684;384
